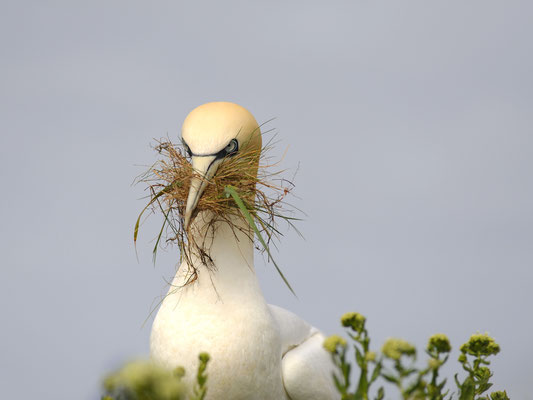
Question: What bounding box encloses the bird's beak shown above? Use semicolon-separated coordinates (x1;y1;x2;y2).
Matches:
184;155;221;230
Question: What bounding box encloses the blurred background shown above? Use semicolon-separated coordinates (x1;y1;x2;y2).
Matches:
1;1;532;398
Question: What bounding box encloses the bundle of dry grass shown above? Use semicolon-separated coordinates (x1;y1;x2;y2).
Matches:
134;135;300;292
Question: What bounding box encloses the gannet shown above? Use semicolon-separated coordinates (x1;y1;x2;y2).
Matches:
150;102;337;400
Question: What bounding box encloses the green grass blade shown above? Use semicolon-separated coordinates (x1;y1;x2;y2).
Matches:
133;189;166;244
134;179;183;245
152;207;169;264
224;185;296;296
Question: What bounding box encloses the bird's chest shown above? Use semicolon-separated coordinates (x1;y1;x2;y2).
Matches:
150;293;288;400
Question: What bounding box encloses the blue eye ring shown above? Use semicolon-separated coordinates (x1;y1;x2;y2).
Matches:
183;142;192;157
223;139;238;157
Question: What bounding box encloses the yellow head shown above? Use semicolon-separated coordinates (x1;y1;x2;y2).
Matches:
181;102;262;228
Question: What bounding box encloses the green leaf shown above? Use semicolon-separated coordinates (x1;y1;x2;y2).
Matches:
333;374;344;392
479;382;493;395
375;386;385;400
454;373;462;388
381;373;399;385
370;362;382;384
224;185;296;296
459;377;475;400
354;346;365;368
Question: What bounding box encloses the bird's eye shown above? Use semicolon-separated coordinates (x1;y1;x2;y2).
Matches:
183;142;192;157
224;139;238;156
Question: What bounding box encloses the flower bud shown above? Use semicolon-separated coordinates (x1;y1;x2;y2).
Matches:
341;312;366;334
382;338;416;360
428;358;441;370
323;335;347;354
460;333;500;356
173;366;186;378
490;391;510;400
199;352;211;363
427;333;451;354
365;351;377;362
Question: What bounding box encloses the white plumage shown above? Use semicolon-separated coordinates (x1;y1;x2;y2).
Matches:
150;102;336;399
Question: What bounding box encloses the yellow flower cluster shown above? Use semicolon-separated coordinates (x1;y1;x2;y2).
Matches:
365;351;377;362
103;360;186;400
489;391;510;400
341;312;366;333
427;333;451;354
323;335;347;354
382;338;416;360
427;358;442;370
460;333;500;357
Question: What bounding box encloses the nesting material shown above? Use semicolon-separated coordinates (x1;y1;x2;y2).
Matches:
134;136;300;292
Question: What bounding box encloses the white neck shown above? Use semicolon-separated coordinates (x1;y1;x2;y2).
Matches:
170;211;263;303
151;211;288;400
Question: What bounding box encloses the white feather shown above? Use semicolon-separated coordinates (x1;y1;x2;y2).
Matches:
150;102;337;399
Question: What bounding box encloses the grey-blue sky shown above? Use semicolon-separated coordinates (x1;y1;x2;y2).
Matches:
1;1;532;398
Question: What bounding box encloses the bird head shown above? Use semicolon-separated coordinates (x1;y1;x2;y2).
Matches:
181;102;262;229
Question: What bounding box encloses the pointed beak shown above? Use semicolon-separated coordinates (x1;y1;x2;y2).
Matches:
184;155;221;230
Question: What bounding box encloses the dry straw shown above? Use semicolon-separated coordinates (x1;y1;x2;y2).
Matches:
134;133;301;294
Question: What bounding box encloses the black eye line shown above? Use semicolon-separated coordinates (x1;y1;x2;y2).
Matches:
181;140;192;157
182;138;239;158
